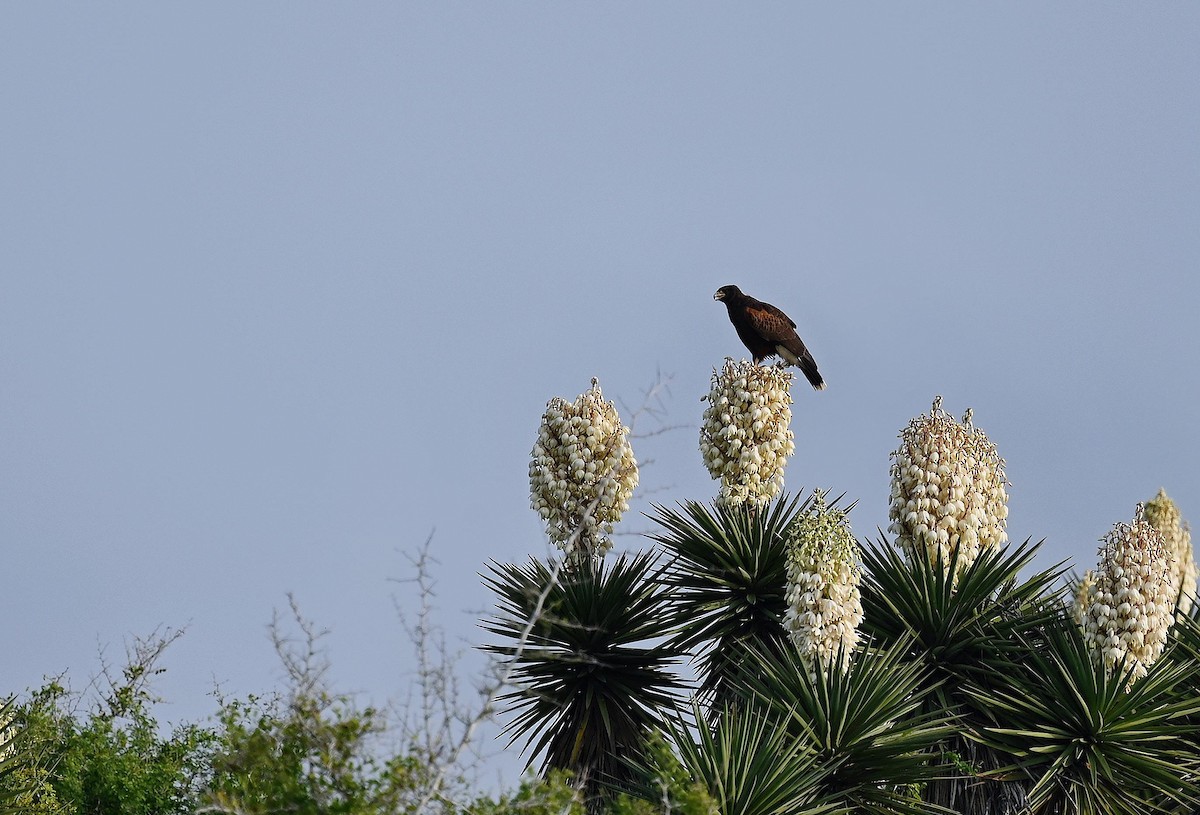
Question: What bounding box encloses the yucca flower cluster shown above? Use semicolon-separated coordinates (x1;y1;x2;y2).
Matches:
1072;569;1097;629
0;709;12;763
529;378;639;559
699;358;796;508
1080;506;1174;681
888;397;1009;579
1142;488;1197;617
783;492;864;676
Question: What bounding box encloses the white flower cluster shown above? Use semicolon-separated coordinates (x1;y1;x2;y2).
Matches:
1082;506;1174;681
887;397;1009;579
1143;488;1197;618
783;492;864;676
0;704;14;763
699;358;796;508
1072;569;1096;628
529;379;638;559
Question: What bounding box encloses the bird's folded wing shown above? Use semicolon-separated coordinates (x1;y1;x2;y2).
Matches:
747;305;798;341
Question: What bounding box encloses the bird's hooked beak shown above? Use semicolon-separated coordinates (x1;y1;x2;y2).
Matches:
713;289;725;301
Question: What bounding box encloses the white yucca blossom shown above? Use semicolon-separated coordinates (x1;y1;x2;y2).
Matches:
888;397;1009;580
784;492;864;676
0;705;14;763
1072;569;1096;628
529;378;638;559
1082;506;1175;681
699;358;796;508
1143;488;1197;618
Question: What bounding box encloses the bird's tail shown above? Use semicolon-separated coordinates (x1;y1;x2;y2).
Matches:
799;356;825;391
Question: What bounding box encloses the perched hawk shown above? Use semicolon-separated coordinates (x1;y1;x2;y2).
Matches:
714;285;825;390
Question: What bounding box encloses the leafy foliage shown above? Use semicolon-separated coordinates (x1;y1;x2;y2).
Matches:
203;595;457;815
608;733;718;815
468;770;585;815
6;679;214;815
204;690;425;815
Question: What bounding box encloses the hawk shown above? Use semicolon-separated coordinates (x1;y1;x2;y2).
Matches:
714;285;826;390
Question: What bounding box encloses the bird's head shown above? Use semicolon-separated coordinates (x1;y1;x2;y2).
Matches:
714;285;744;302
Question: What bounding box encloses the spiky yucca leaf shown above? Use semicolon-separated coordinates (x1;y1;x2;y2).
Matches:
1150;612;1200;762
860;536;1065;707
735;638;954;815
649;494;816;703
965;617;1200;815
482;552;683;794
658;702;836;815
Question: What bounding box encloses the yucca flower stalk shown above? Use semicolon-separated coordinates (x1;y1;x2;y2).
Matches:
1143;488;1197;618
699;358;796;509
1081;505;1175;681
888;396;1008;582
783;491;864;677
529;378;639;560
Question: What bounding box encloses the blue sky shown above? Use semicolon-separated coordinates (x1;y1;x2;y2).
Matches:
2;3;1198;781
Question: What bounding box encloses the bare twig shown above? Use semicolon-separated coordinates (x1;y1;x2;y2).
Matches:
391;534;476;782
89;625;187;720
269;594;331;706
620;368;689;442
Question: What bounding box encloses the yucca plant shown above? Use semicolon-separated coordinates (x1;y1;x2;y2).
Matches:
482;552;683;799
649;493;816;705
965;615;1200;815
734;638;954;815
859;537;1066;812
860;537;1065;705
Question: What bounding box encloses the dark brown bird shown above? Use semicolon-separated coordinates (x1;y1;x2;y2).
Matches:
714;285;825;390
